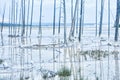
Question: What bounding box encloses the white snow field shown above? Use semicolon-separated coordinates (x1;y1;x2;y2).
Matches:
0;25;120;80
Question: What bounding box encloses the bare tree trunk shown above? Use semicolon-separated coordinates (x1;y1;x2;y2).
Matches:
21;0;25;36
13;0;15;35
1;4;6;34
58;0;62;34
108;0;110;38
38;0;43;35
69;0;79;39
29;0;34;36
95;0;98;36
26;0;30;36
9;6;11;35
18;7;21;35
78;0;83;42
99;0;104;37
11;0;14;35
15;2;18;36
76;3;79;34
63;0;67;44
114;0;120;41
53;0;56;35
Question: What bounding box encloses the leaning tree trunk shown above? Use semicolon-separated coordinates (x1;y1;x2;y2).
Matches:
99;0;104;37
114;0;120;41
69;0;79;39
1;4;6;34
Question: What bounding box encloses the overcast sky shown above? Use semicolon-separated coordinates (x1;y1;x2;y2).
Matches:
0;0;117;25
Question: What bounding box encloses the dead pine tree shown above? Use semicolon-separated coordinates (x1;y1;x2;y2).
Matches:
53;0;56;35
58;0;62;34
114;0;120;41
71;0;73;25
38;0;43;36
10;0;14;36
114;1;120;79
12;0;16;36
81;1;85;35
9;6;11;36
63;0;67;44
75;1;79;34
29;0;34;36
21;0;26;37
69;0;79;40
58;0;67;44
15;2;18;36
18;7;21;35
1;4;6;34
99;0;104;37
108;0;110;38
26;0;30;36
69;0;73;39
78;0;83;42
95;0;98;36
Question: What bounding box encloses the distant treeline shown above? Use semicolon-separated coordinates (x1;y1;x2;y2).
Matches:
0;22;96;27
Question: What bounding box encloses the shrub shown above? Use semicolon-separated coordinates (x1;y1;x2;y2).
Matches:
57;66;71;77
0;59;3;64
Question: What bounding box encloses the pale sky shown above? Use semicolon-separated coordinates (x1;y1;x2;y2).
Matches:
0;0;117;25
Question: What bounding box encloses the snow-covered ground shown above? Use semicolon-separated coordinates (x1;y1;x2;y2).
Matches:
0;26;120;80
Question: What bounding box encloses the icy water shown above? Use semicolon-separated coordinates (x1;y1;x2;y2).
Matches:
0;26;120;80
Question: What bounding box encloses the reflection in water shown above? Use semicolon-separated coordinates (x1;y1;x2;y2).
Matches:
0;33;120;80
114;46;119;80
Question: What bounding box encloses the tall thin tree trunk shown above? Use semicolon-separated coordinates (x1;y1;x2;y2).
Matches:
114;0;120;27
9;7;11;35
108;0;110;38
15;2;18;36
1;4;6;34
76;3;79;34
29;0;34;36
95;0;98;36
72;0;79;37
69;0;79;39
11;0;14;35
18;7;21;35
69;0;73;37
38;0;43;35
81;1;85;34
63;0;67;44
71;0;73;22
78;0;83;42
21;0;25;36
99;0;104;37
53;0;56;35
114;0;120;41
58;0;62;34
26;0;30;36
13;0;15;35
